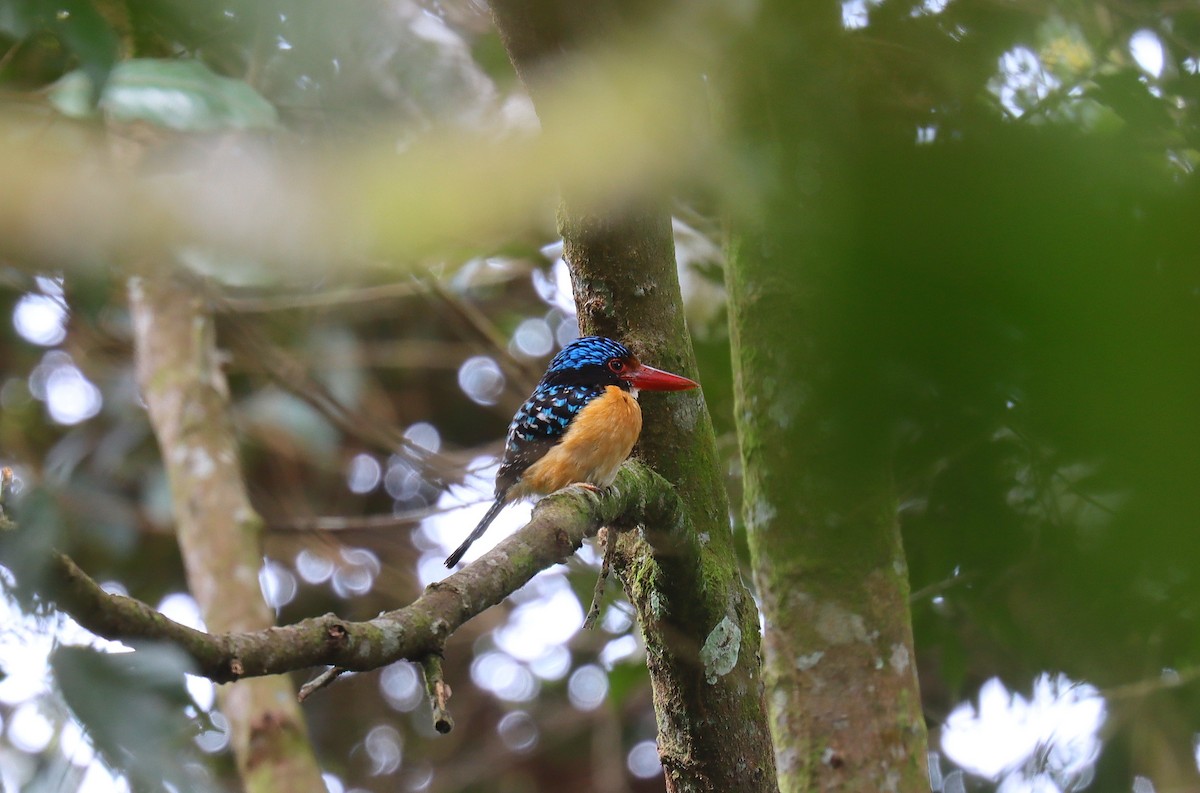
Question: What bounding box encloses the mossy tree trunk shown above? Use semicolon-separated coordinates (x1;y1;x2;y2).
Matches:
721;2;930;791
562;205;776;793
488;2;778;791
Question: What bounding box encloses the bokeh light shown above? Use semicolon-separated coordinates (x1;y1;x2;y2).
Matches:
497;711;539;753
403;422;441;454
626;740;662;779
992;46;1060;117
470;651;538;702
599;635;639;668
185;675;215;711
942;674;1105;789
295;549;335;584
418;457;533;576
457;356;505;406
27;352;102;425
8;702;54;752
157;594;205;632
493;574;583;662
346;453;382;494
384;457;422;501
364;724;403;775
332;548;380;598
380;662;423;713
194;711;230;754
259;560;298;609
12;293;67;346
1129;30;1165;78
567;664;608;711
527;645;571;681
511;317;554;358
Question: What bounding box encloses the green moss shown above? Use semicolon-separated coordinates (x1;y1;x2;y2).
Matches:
559;188;777;791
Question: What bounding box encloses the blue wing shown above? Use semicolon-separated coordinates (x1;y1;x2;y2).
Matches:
495;383;604;496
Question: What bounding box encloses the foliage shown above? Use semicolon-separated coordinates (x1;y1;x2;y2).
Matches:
0;0;1198;791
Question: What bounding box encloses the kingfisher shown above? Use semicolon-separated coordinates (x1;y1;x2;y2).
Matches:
445;336;698;567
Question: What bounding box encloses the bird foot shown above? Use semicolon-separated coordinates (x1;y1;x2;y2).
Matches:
569;482;604;494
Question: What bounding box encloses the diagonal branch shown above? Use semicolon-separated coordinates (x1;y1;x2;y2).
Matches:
39;462;683;684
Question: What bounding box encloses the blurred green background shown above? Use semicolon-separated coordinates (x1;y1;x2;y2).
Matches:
1;0;1199;791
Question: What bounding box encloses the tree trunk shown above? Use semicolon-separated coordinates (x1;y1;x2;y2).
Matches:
129;276;325;793
487;2;779;790
564;205;777;793
721;2;930;790
726;250;930;790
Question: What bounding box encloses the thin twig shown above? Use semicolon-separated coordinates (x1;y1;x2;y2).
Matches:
1104;666;1200;701
297;667;347;702
0;39;23;74
420;654;454;734
223;280;429;313
426;278;544;389
267;497;491;532
908;569;977;604
215;308;460;484
221;268;524;314
584;527;619;630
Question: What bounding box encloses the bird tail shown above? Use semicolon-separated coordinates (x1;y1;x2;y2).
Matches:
445;497;507;568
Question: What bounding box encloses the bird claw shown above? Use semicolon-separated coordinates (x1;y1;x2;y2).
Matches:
568;482;604;494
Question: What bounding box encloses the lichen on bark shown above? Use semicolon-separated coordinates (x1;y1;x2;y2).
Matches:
720;0;931;786
129;275;325;793
560;200;777;792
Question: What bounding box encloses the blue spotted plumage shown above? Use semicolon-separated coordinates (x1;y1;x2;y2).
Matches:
497;383;605;493
445;336;698;567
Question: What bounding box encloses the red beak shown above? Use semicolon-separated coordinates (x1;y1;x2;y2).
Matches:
623;364;699;392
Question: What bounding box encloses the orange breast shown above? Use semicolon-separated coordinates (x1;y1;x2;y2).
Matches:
514;386;642;497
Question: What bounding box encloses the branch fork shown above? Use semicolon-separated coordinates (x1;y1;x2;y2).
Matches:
19;462;684;724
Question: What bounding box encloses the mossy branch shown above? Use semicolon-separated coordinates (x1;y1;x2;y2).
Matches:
30;462;685;684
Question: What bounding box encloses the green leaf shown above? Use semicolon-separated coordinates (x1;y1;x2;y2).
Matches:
51;0;119;92
0;0;118;92
51;58;278;131
53;643;201;790
0;486;63;606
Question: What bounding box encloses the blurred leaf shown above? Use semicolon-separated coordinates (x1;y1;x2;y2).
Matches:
239;387;340;460
53;643;200;790
0;486;63;605
1089;70;1172;129
0;0;118;92
177;246;276;287
3;0;1200;789
50;58;278;131
305;326;366;409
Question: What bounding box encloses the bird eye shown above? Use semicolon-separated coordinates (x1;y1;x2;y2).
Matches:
608;359;625;373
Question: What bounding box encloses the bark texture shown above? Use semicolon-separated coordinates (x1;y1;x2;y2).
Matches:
563;207;775;793
129;276;325;793
488;3;778;790
722;2;930;790
43;462;680;682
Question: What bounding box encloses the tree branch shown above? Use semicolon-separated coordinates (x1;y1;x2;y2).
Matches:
420;653;454;734
40;462;682;683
